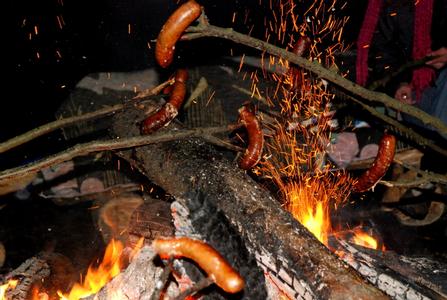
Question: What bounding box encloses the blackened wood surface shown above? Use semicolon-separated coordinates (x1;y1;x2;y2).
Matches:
111;103;387;300
3;252;76;300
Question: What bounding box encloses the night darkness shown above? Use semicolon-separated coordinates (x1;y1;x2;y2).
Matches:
7;0;366;145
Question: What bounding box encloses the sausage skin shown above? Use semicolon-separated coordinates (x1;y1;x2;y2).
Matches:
238;106;264;170
155;0;202;68
152;237;245;294
288;36;311;91
353;133;396;193
141;69;188;134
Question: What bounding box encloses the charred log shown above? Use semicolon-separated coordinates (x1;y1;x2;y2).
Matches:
110;102;387;300
2;252;76;300
335;240;447;299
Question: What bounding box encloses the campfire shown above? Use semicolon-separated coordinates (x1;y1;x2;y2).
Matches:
2;0;447;299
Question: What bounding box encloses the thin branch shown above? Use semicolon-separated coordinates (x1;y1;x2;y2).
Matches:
347;155;447;186
172;277;214;300
367;56;434;91
183;23;447;136
202;135;245;152
0;104;122;154
347;94;447;156
133;78;174;100
0;80;172;154
378;178;431;188
150;257;173;300
0;125;241;182
393;158;447;185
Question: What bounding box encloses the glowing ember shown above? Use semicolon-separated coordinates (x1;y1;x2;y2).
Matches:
58;239;124;300
285;180;332;245
351;227;384;251
0;280;18;300
254;0;374;250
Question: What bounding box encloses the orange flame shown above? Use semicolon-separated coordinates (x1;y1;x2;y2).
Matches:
351;227;385;251
285;180;332;245
58;239;123;300
255;0;365;249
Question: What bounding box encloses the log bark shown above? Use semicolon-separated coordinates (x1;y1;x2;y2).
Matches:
336;240;447;300
3;252;76;300
84;246;180;300
110;104;387;300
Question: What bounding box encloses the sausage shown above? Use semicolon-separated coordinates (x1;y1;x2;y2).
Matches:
292;36;312;57
155;0;202;68
353;133;396;193
141;69;188;134
238;106;264;170
152;237;245;294
288;36;312;91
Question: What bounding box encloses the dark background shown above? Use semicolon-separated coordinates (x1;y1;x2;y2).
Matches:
7;0;364;132
5;0;366;167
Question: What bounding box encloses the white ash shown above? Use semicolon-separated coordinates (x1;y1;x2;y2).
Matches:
76;68;159;95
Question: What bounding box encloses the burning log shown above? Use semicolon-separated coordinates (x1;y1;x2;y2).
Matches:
83;246;180;300
110;100;388;299
335;239;447;299
1;252;76;299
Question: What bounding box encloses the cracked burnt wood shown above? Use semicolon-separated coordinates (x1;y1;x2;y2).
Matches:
110;102;387;300
336;240;447;300
84;246;180;300
2;252;76;299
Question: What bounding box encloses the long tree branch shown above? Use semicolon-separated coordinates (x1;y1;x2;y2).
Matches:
0;125;240;182
0;104;122;154
347;95;447;156
183;23;447;136
0;80;172;154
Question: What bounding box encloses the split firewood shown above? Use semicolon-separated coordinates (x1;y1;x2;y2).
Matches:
96;193;145;244
1;252;76;300
336;239;447;299
83;246;179;300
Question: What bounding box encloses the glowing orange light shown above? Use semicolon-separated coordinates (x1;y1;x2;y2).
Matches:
256;0;356;249
351;228;384;251
286;181;332;245
58;239;124;300
1;280;18;300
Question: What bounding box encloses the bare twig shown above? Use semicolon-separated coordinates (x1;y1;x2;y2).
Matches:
0;104;122;154
347;95;447;156
346;155;447;187
378;178;431;188
183;23;447;136
150;257;173;300
0;125;241;182
202;135;245;152
367;56;435;91
133;78;175;100
393;158;447;185
172;277;214;300
0;80;172;154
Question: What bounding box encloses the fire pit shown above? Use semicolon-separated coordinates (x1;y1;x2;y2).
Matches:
2;0;447;299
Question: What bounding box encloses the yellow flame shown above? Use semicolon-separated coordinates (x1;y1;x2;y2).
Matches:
0;280;18;300
286;181;332;245
302;202;327;244
255;0;359;249
351;228;384;251
58;239;123;300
